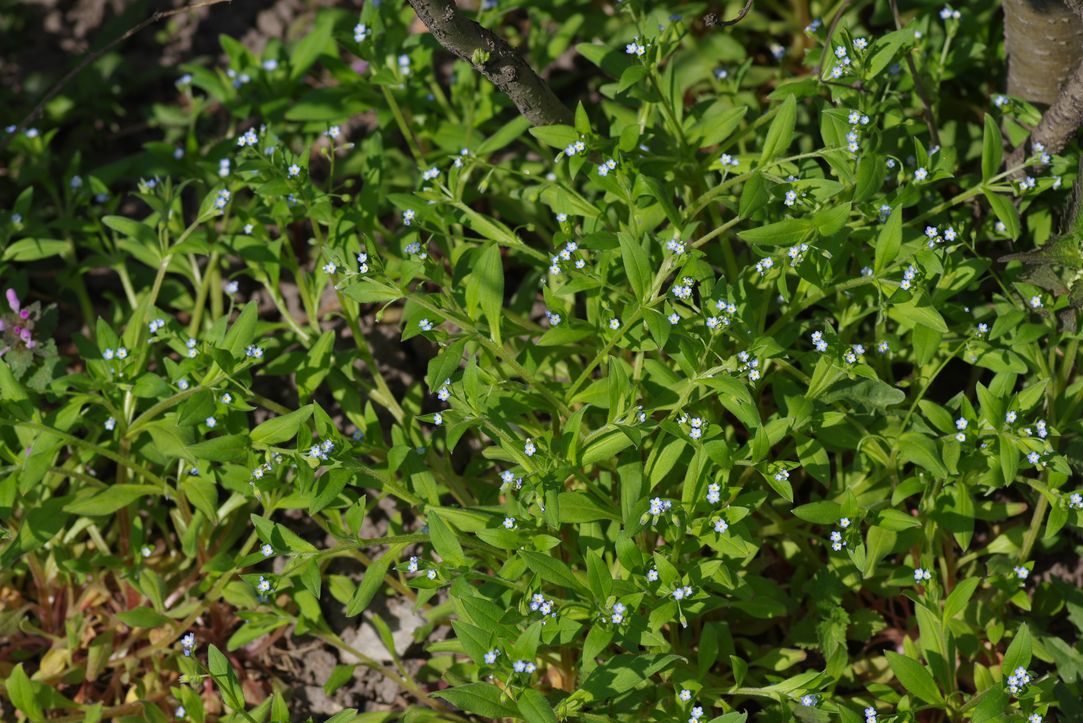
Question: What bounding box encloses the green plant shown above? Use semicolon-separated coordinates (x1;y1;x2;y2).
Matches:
1;1;1082;722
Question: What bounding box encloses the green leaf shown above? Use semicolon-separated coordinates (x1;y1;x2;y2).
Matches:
477;116;532;155
187;434;249;463
558;492;620;522
102;215;157;246
693;104;747;148
618;233;651;302
701;374;760;431
760;94;796;163
289;11;335;79
323;664;357;696
1002;623;1033;675
519;550;584;592
985;191;1020;240
982;114;1003;182
867;27;915;77
529;124;579;149
64;484;159;516
458;205;520;248
285;87;369;121
890;298;949;333
433;683;517;718
221;301;259;358
342;278;403;304
886;651;944;705
346;543;406;616
6;663;44;722
812;202;851;236
738;218;812;246
250;405;313;446
943;577;979;621
821;378;905;410
517;689;559;723
425;338;466;390
617;63;649;93
863;525;897;579
764;467;793;502
426;509;466;566
473;244;504;345
575;42;633;79
580;653;683;702
2;238;69;262
898;432;948;477
874;206;902;274
792;500;842;524
117;607;170;627
208;644;247;712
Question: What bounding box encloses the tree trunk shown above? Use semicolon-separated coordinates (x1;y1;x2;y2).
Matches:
1003;0;1083;104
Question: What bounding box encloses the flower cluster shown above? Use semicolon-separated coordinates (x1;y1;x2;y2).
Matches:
677;413;706;440
1006;666;1031;695
563;138;587;157
900;264;918;291
549;240;587;275
625;38;647;56
843;344;865;365
649;497;673;516
0;289;43;355
671;584;694;601
499;469;524;490
736;351;760;381
308;438;335;461
829;517;851;551
529;593;557;618
923;224;957;249
236;128;259;148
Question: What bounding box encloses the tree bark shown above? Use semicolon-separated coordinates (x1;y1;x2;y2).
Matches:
1003;0;1083;105
1004;0;1083;155
404;0;573;127
1029;57;1083;153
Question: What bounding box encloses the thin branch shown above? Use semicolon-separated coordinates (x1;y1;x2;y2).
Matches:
889;0;941;148
404;0;572;126
704;0;756;28
1;0;231;151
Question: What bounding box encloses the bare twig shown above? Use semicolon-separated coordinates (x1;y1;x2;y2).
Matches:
1;0;231;150
704;0;755;28
888;0;941;148
405;0;572;126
